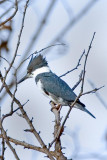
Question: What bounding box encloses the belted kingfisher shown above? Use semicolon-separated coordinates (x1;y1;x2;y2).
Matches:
18;54;95;118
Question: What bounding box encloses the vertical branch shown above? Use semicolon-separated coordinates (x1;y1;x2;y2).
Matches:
4;0;30;79
1;126;20;160
0;0;18;27
0;107;5;160
18;0;57;69
50;102;67;160
81;32;96;92
0;72;55;160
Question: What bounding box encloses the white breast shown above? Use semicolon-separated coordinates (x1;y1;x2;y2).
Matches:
37;80;48;97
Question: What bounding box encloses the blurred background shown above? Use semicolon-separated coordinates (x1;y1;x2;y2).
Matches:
0;0;107;159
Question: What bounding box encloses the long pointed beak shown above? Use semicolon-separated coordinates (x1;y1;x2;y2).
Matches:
18;74;29;84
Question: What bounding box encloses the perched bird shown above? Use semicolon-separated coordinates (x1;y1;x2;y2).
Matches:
18;54;95;118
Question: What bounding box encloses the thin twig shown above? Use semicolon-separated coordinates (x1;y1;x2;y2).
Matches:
1;74;18;123
0;125;20;160
0;134;46;154
18;0;57;67
60;50;85;78
1;0;98;102
0;0;22;19
82;86;104;96
49;0;98;45
0;56;11;66
4;0;29;80
0;0;7;4
0;72;55;160
17;43;65;70
88;80;107;109
49;33;96;148
72;70;83;91
81;32;96;92
0;0;18;26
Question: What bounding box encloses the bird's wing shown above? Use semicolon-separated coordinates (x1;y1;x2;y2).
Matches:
36;72;96;118
36;72;77;102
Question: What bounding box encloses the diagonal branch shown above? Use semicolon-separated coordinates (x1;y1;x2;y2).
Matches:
0;125;20;160
0;134;47;154
72;70;83;91
60;50;85;78
49;32;96;149
17;43;65;70
0;72;55;160
0;0;18;27
82;85;104;96
81;32;96;92
4;0;29;79
88;80;107;109
18;0;57;66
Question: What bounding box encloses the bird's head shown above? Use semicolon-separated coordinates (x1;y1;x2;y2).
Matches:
18;54;49;84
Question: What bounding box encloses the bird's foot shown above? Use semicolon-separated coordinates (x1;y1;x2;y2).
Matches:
51;104;62;112
50;101;62;112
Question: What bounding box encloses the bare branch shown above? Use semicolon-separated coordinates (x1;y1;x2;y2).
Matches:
0;0;22;19
17;43;65;70
0;0;18;27
0;0;7;4
4;0;29;79
1;74;18;123
72;70;83;91
60;50;85;78
0;56;11;66
1;0;98;102
0;126;20;160
88;80;107;109
50;0;98;44
18;0;57;66
82;85;104;96
0;134;46;154
0;72;55;160
49;33;96;149
49;102;67;159
81;32;96;92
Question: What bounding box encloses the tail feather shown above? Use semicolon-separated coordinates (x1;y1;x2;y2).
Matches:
83;107;96;119
75;101;96;119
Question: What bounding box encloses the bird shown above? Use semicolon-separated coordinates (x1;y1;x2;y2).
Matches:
18;54;95;119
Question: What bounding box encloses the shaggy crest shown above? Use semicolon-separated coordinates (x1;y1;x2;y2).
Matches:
27;55;48;73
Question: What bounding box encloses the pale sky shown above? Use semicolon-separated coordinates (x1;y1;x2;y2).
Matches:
1;0;107;159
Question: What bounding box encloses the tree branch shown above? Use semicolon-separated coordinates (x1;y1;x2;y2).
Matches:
60;50;85;78
0;0;18;27
81;32;96;92
0;72;55;160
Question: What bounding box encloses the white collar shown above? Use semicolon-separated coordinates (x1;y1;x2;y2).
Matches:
32;66;50;78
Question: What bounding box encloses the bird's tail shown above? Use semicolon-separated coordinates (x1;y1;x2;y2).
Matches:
74;101;96;119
